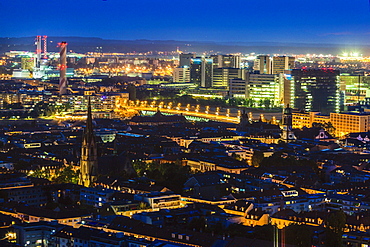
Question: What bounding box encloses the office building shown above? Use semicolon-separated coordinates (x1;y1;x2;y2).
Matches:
228;73;283;107
229;78;248;98
213;68;243;88
21;57;34;71
340;75;370;104
190;57;213;88
292;110;370;137
254;55;273;74
173;66;190;83
211;55;241;68
272;56;295;74
247;73;283;107
291;68;340;114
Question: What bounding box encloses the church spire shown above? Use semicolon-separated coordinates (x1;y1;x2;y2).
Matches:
79;97;98;187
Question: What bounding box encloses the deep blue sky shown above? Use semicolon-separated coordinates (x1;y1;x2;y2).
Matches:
1;0;370;44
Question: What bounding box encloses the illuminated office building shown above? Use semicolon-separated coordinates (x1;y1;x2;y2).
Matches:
291;68;340;114
211;55;241;68
228;73;283;107
272;56;295;74
190;57;213;88
340;74;370;104
292;110;370;137
229;78;248;98
212;68;243;88
173;66;190;83
254;55;273;74
247;73;283;107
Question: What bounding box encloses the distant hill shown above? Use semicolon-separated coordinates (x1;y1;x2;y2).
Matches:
0;36;369;55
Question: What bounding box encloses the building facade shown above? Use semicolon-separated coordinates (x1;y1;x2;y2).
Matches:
291;68;340;114
190;57;213;88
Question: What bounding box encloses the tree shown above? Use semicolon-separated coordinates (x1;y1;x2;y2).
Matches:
138;202;150;209
263;99;271;109
325;210;346;247
132;160;148;177
127;84;137;100
323;122;336;137
187;217;206;232
284;224;312;247
252;151;264;167
54;164;79;184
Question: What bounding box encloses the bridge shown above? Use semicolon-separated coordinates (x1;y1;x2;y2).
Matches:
119;100;282;124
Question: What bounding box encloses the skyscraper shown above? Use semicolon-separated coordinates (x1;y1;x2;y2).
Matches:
59;41;68;95
291;68;340;114
190;57;213;88
79;98;98;187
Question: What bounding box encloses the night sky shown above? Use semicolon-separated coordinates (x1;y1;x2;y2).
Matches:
1;0;370;44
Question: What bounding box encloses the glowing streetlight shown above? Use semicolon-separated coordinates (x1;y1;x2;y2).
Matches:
205;106;209;114
226;109;230;117
176;103;181;110
195;105;200;112
271;116;277;125
216;107;220;115
249;112;253;121
186;104;190;111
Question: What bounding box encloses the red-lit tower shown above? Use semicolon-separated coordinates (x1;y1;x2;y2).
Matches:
42;36;48;59
59;41;68;95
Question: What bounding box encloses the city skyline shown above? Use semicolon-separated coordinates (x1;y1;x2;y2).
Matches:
1;0;370;44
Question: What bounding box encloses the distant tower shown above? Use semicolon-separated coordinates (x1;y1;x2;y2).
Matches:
79;98;98;187
35;36;42;68
42;36;48;59
281;104;296;142
59;41;68;95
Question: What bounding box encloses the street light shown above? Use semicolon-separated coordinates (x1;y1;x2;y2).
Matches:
186;104;190;111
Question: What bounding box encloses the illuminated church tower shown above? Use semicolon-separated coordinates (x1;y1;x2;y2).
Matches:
281;104;296;142
79;98;98;187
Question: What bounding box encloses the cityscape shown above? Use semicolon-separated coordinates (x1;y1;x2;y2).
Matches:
2;1;370;247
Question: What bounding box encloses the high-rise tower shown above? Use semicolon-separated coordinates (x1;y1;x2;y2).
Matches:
59;41;68;95
35;36;42;68
79;98;98;187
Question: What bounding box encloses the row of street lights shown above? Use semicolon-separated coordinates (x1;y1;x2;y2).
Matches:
119;99;279;124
